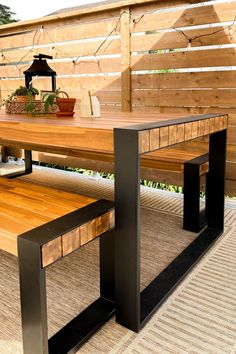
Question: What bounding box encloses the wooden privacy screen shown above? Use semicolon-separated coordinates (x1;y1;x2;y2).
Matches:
0;0;235;194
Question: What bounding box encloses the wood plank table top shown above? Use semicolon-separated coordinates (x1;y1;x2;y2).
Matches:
0;111;228;156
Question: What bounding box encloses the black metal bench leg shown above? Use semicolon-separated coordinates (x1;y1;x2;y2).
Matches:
183;153;209;232
18;238;48;354
18;200;115;354
100;229;115;302
6;149;33;179
24;150;33;174
183;162;201;232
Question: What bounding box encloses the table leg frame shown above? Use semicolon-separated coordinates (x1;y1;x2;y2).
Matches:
115;128;227;332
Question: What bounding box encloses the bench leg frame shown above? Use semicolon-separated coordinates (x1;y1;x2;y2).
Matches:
115;128;226;332
183;153;209;232
6;150;33;178
18;201;115;354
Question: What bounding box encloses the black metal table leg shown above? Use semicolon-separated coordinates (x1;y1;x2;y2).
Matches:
206;129;227;230
114;120;227;333
114;129;141;332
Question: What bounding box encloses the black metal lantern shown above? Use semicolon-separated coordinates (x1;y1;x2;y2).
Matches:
23;53;57;90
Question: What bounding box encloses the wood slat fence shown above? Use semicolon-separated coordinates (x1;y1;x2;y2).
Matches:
0;0;235;195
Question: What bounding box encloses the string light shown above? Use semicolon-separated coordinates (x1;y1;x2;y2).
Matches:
229;26;234;40
2;10;236;69
50;46;55;54
73;12;123;66
176;15;236;50
15;27;39;71
187;39;192;50
0;51;4;62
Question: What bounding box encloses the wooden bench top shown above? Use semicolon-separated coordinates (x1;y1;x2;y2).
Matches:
38;142;208;174
0;178;114;261
142;144;209;174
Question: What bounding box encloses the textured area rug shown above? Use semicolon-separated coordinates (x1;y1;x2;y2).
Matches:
0;166;235;353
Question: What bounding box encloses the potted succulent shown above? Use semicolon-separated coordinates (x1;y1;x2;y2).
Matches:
43;89;76;117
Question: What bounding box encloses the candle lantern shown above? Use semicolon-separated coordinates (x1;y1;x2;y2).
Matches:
23;53;56;90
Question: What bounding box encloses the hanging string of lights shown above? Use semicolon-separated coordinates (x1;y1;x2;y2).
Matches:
1;9;236;72
177;14;236;49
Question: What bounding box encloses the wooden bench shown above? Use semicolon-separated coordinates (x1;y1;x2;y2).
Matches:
0;177;115;354
27;144;208;232
3;143;209;232
142;147;209;232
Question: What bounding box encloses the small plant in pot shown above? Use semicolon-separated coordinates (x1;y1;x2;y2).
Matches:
2;85;39;114
12;85;39;102
43;89;76;117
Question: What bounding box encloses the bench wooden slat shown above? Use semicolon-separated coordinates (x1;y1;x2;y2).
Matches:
0;178;106;258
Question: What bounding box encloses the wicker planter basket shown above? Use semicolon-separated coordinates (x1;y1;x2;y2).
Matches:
5;100;58;114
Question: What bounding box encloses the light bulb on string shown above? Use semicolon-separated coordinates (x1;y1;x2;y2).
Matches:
0;52;5;62
130;19;135;32
40;25;44;33
229;26;234;40
50;46;55;55
187;39;192;50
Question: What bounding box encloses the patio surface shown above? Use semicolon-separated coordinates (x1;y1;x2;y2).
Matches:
0;166;236;353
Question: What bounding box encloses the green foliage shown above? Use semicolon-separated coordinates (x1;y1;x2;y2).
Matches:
2;86;39;115
42;89;69;113
24;95;36;114
13;86;39;96
141;180;183;193
0;4;18;25
43;92;57;113
32;163;187;194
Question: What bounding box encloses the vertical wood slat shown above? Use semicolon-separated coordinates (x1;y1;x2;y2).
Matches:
120;7;131;111
62;228;81;257
61;209;115;260
160;127;169;148
139;130;150;153
41;237;62;268
139;115;227;154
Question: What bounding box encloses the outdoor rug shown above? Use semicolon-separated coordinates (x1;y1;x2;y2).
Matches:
0;166;235;353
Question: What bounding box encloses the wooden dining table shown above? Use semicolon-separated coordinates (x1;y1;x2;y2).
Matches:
0;110;228;332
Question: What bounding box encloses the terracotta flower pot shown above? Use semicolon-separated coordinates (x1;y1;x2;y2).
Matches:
15;95;36;102
56;97;76;117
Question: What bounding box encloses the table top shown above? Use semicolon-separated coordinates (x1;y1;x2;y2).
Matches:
0;111;228;155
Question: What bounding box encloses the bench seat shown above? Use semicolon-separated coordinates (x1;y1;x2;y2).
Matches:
0;177;115;353
142;147;208;175
32;144;209;232
3;143;209;232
